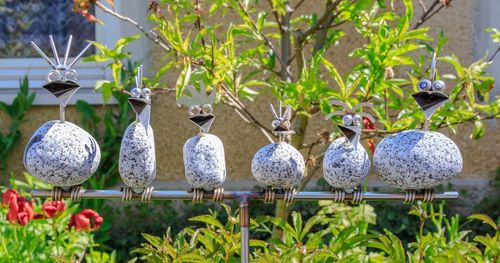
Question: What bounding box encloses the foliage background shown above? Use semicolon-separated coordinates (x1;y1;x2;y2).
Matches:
1;0;500;261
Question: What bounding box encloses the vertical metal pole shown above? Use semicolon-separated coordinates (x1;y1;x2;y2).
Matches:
240;196;250;263
60;102;65;123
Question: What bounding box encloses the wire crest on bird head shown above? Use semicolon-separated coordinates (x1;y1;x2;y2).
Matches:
31;35;92;82
324;100;376;124
177;81;217;108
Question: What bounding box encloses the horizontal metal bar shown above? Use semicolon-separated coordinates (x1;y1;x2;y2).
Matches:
30;189;459;202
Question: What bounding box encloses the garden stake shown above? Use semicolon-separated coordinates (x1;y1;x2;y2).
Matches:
31;188;459;262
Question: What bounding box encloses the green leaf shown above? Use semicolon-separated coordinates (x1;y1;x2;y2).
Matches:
471;120;485;140
468;214;498;229
189;215;224;229
95;80;113;103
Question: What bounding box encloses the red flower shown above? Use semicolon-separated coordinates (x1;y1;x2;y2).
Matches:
367;139;376;155
69;209;103;231
2;189;20;207
7;195;34;225
42;201;66;218
363;117;376;130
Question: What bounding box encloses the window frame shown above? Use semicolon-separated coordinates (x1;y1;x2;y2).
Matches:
0;1;146;105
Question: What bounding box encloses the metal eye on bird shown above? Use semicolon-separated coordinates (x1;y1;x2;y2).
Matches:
189;105;201;116
352;115;362;126
342;114;353;126
418;79;432;91
131;87;142;98
431;80;446;91
202;104;213;114
142;87;152;98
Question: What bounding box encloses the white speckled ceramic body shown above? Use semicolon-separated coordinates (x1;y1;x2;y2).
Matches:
24;120;101;188
251;142;305;188
323;137;370;190
374;130;463;190
183;134;226;190
119;122;156;192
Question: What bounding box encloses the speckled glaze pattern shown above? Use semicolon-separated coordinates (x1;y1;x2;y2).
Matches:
251;142;305;188
374;130;463;190
183;134;226;190
119;122;156;191
24;121;101;188
323;137;370;190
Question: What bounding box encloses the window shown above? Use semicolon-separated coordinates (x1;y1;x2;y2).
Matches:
0;0;148;104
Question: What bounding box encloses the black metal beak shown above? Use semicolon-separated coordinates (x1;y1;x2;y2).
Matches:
273;120;290;133
189;114;215;133
338;124;361;149
412;91;449;120
42;80;80;108
129;97;151;135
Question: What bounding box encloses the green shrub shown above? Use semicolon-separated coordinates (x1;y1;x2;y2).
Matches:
131;202;500;262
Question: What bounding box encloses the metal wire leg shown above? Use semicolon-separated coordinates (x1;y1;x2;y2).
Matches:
404;190;417;204
192;188;204;203
141;186;154;203
212;187;224;203
331;189;346;203
121;187;133;202
70;185;83;202
283;188;296;205
351;188;363;204
263;187;276;204
422;189;435;203
51;186;63;201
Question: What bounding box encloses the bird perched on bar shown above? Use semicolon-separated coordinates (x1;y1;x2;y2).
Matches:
251;102;305;204
177;82;225;202
323;101;374;197
374;52;463;202
119;65;156;200
24;35;100;198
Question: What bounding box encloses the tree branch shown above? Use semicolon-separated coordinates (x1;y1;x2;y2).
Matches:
265;0;283;34
488;46;500;62
291;0;306;15
94;1;173;52
220;84;276;143
296;0;342;44
237;0;294;81
412;0;454;29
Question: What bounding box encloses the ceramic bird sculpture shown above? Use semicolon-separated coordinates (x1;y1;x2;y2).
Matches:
251;102;305;203
177;82;226;202
374;52;463;202
323;101;374;197
119;65;156;200
24;35;100;198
